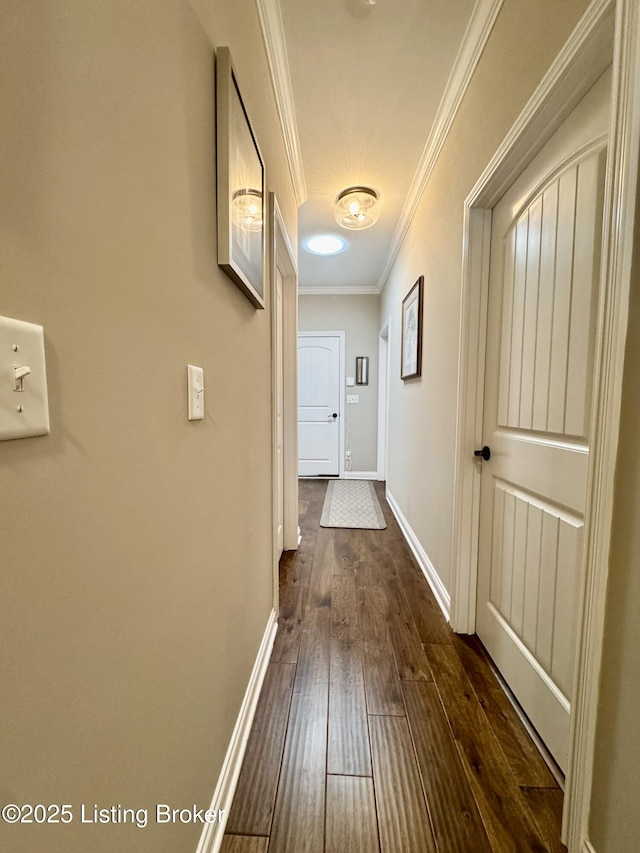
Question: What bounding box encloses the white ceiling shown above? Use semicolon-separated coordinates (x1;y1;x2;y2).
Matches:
261;0;488;294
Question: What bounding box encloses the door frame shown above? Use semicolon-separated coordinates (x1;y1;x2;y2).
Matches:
450;0;640;847
377;317;391;481
297;330;346;478
270;193;299;613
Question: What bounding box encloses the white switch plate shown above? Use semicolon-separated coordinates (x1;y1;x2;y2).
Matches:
0;316;50;441
187;364;204;420
346;377;355;387
347;394;359;404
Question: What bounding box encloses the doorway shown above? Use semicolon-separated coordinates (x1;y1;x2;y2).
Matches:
297;331;345;477
476;70;609;773
270;194;298;609
452;1;640;844
377;319;390;481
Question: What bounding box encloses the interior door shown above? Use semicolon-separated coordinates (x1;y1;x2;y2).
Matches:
476;70;610;772
298;334;341;476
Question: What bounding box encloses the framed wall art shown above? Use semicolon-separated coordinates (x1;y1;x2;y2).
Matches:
401;275;423;380
216;46;266;308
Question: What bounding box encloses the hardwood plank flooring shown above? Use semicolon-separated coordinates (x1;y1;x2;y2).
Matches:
327;638;371;776
385;574;433;682
426;642;550;852
223;479;567;853
220;836;268;853
225;662;296;836
519;788;566;853
268;681;328;853
362;638;405;716
451;633;558;788
292;604;331;693
331;575;359;641
332;527;361;577
369;713;438;853
325;775;379;853
402;680;493;852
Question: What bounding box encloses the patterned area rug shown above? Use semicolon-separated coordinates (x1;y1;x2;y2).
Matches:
320;480;387;530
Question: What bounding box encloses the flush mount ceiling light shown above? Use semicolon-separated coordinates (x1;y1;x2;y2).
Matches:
334;185;380;230
232;188;263;232
304;234;348;255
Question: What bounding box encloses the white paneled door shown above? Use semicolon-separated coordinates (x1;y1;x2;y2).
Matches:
298;334;342;476
476;72;610;772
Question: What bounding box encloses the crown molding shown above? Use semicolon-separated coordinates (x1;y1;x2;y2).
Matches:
377;0;504;293
256;0;308;206
299;286;380;296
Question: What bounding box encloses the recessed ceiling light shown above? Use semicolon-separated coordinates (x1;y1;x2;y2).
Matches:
304;234;348;255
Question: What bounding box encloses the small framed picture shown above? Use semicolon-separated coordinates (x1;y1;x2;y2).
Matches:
401;276;424;380
216;46;266;308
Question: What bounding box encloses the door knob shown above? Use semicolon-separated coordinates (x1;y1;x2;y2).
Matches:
331;412;338;419
474;445;491;461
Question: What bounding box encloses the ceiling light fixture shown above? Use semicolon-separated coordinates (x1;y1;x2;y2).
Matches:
304;234;348;255
232;188;263;232
334;185;380;230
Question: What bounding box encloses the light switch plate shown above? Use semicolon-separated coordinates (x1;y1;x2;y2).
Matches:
0;316;50;441
346;377;355;387
347;394;359;404
187;364;204;420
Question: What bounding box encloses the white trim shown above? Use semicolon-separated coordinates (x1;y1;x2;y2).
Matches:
450;0;614;635
272;194;297;272
270;193;298;606
377;0;504;292
450;205;491;634
195;609;278;853
385;489;451;622
299;286;380;296
377;318;390;481
256;0;307;206
582;840;597;853
343;471;378;480
282;246;299;553
297;331;346;478
566;0;640;848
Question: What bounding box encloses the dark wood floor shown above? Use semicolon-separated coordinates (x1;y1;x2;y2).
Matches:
222;480;566;853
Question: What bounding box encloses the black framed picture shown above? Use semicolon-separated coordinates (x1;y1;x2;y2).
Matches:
401;276;423;380
216;46;266;308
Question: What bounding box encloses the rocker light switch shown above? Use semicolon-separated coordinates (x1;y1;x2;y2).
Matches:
0;316;50;441
187;364;205;420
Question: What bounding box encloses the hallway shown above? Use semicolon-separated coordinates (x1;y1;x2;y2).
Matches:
222;480;566;852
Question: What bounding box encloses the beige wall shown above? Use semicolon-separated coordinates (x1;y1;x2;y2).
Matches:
299;294;380;473
589;198;640;851
0;2;296;852
380;0;590;594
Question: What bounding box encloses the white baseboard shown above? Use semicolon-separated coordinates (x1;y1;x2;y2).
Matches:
195;608;278;853
385;489;451;622
343;470;378;480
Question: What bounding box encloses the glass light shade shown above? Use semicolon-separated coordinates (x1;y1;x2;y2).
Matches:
334;186;380;230
232;188;263;232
